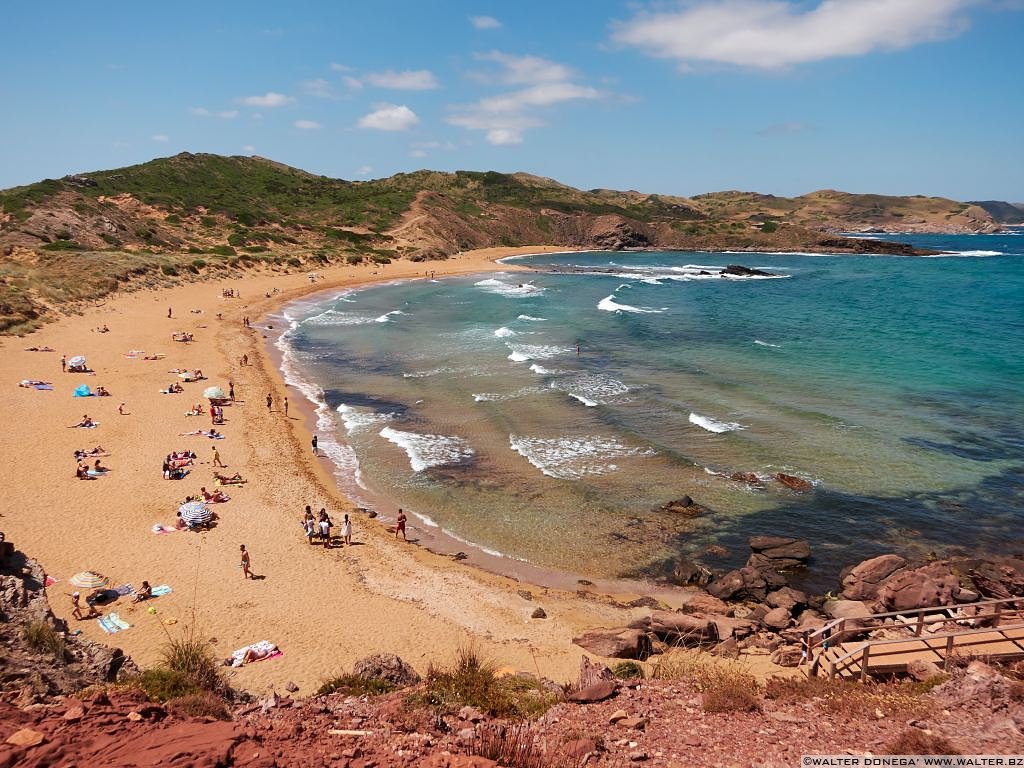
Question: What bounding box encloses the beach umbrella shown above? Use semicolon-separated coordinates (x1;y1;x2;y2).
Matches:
178;500;213;526
69;571;109;589
68;355;87;368
203;386;226;400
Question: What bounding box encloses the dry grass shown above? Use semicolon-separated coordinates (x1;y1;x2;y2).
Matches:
651;648;759;712
473;725;550;768
166;692;232;720
409;646;561;720
885;728;960;755
22;621;66;659
316;673;397;697
764;676;935;718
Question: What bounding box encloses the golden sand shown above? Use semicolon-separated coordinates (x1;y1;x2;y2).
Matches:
0;247;678;693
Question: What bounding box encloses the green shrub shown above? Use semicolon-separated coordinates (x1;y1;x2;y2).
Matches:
200;216;218;227
611;661;644;680
165;692;232;720
370;253;391;264
165;213;181;224
160;264;178;276
161;635;223;693
191;258;207;269
345;254;362;265
227;231;249;246
208;245;236;256
235;211;257;227
286;256;302;267
409;647;561;720
244;245;268;253
22;621;65;659
760;221;779;233
316;673;398;697
652;648;759;713
187;246;202;253
136;668;198;702
40;240;83;251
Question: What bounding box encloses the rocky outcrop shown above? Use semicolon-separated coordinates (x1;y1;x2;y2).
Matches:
352;653;422;688
671;559;712;587
707;565;786;602
628;611;718;646
875;562;960;612
774;473;813;492
721;265;775;277
748;536;811;570
656;496;706;517
840;554;907;601
572;628;651;660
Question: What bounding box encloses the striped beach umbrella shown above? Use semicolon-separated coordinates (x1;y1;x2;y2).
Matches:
178;500;213;526
203;386;226;400
68;355;87;368
69;571;109;589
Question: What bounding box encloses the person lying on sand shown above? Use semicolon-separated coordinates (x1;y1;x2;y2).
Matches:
94;325;110;333
130;581;152;603
74;446;108;459
18;379;52;387
143;354;164;360
214;471;246;485
224;643;278;667
24;346;55;352
69;415;95;428
179;429;222;438
201;486;229;503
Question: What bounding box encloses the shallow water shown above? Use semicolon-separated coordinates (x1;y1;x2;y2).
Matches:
273;234;1024;591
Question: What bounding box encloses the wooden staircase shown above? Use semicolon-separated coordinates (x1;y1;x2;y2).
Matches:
804;598;1024;681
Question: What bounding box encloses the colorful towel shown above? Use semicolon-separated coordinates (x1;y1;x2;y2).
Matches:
33;384;54;390
114;584;134;596
152;524;181;535
151;585;172;597
229;640;281;667
97;613;130;634
44;576;58;587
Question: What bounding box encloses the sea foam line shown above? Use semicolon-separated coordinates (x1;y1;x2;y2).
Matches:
689;412;747;433
379;427;474;472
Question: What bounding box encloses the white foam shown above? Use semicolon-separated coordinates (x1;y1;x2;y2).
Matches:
753;340;780;348
494;326;516;338
472;387;541;402
379;427;474;472
474;278;545;297
375;310;406;323
597;295;666;314
337;403;394;434
506;343;573;362
922;250;1004;258
689;413;747;433
509;435;655;480
529;363;555;375
517;315;547;322
302;309;376;326
550;373;630;406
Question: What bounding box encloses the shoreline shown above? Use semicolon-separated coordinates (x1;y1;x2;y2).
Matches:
3;245;702;693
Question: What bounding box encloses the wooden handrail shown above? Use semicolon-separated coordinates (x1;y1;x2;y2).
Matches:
824;620;1024;679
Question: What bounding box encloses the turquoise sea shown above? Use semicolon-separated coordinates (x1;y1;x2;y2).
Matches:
273;233;1024;591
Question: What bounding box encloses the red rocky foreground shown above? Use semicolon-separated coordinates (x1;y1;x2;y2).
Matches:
3;659;1023;768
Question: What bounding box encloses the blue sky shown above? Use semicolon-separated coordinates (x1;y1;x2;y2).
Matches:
2;0;1022;200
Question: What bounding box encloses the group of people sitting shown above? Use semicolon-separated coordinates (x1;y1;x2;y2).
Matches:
93;325;110;334
179;369;205;382
162;451;196;480
94;386;111;397
185;402;205;417
200;486;229;503
301;505;353;547
69;414;96;428
161;382;185;394
76;457;109;479
171;332;194;343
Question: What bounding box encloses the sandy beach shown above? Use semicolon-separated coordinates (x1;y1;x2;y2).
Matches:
0;246;685;694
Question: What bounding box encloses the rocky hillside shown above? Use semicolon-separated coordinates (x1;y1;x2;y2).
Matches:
0;153;1001;333
969;200;1024;224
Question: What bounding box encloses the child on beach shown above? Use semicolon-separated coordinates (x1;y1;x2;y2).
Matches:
318;508;332;547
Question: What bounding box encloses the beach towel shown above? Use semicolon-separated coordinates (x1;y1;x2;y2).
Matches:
151;585;172;597
114;584;134;596
44;576;58;587
73;423;99;428
33;384;54;390
97;613;130;634
152;523;182;535
125;350;144;358
229;639;282;667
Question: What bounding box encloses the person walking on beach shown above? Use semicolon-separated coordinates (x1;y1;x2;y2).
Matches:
340;513;352;546
318;508;332;547
395;509;407;541
239;544;253;579
168;307;172;319
212;446;225;468
266;393;273;411
61;355;66;373
283;397;289;416
242;354;248;366
311;435;318;456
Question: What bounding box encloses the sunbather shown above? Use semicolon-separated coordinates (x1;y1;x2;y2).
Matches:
224;642;278;667
24;346;55;352
18;379;52;387
201;486;229;503
130;581;152;603
95;386;111;397
214;471;246;485
70;415;95;428
93;458;109;473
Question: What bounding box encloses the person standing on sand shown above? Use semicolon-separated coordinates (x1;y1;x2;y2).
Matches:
311;435;318;456
212;446;225;468
340;513;352;546
266;393;272;411
396;509;407;540
240;544;252;579
168;308;172;319
61;355;66;373
242;354;248;366
229;381;235;401
283;397;289;416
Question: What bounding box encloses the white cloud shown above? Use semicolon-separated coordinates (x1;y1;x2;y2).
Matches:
330;62;352;72
242;145;256;153
192;107;238;119
294;119;322;130
358;103;420;131
356;165;373;176
365;69;439;90
410;149;428;158
448;55;601;145
342;75;364;90
611;0;972;70
239;91;294;107
470;15;502;29
302;78;333;98
151;134;169;142
476;51;574;84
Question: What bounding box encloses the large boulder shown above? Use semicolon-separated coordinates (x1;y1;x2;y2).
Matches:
766;587;807;614
656;496;706;517
671;559;712;587
352;653;422;687
628;611;718;645
707;565;786;602
748;536;811;570
875;563;960;612
762;607;792;631
775;473;813;492
840;554;907;601
823;599;872;621
573;628;651;660
680;592;729;616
